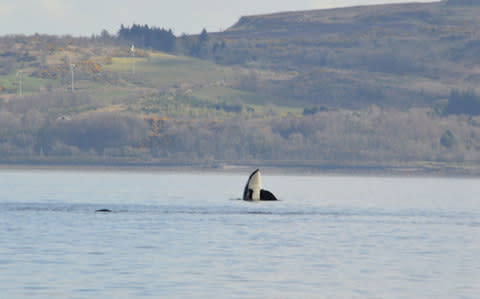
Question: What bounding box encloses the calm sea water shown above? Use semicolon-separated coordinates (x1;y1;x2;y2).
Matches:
0;170;479;298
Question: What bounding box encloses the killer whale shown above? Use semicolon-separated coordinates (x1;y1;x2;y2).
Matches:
95;209;112;213
243;169;278;201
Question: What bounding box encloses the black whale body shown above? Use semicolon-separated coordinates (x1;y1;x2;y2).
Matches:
259;189;278;201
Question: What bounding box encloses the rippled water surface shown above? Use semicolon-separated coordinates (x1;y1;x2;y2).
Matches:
0;170;479;298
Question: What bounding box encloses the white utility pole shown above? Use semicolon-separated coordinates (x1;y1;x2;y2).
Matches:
70;64;75;91
131;44;136;76
16;70;23;96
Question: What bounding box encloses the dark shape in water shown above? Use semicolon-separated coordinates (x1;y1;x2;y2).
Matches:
243;169;278;201
260;189;278;201
95;209;112;213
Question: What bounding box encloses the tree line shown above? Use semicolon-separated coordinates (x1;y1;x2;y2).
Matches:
115;24;215;59
2;90;480;165
117;24;176;53
443;89;480;116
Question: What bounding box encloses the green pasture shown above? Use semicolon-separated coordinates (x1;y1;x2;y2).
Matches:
0;74;59;94
191;86;300;115
191;86;269;104
196;86;301;111
105;52;232;87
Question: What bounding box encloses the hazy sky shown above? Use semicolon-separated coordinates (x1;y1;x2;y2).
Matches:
0;0;437;36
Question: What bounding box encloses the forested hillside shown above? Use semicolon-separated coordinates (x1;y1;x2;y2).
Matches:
2;0;480;173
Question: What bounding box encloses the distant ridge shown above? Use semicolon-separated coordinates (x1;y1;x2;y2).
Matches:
227;0;480;33
226;1;441;33
445;0;478;5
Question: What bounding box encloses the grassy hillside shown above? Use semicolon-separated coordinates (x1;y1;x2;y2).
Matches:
0;36;296;119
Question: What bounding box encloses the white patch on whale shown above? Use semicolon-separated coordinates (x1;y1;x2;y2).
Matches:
243;169;278;201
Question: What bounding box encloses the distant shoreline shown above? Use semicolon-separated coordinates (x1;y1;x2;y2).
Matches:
0;161;478;177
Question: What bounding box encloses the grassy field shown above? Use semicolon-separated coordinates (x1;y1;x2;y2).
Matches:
0;74;59;94
105;52;233;87
192;86;270;104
